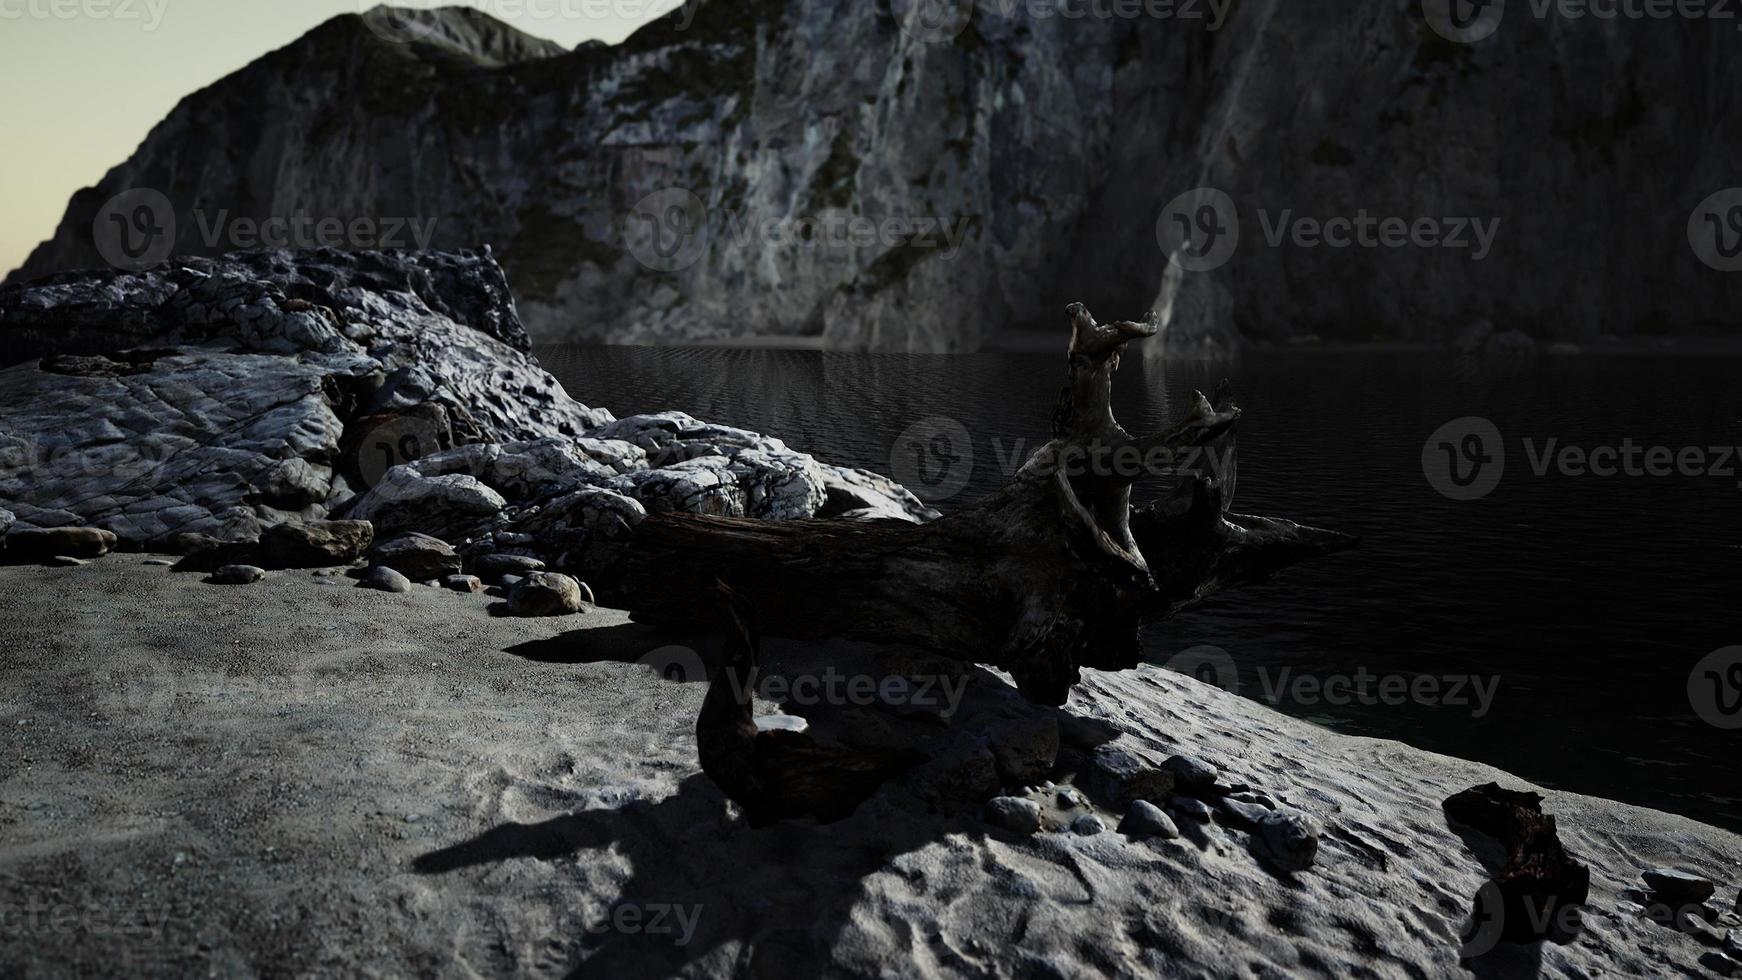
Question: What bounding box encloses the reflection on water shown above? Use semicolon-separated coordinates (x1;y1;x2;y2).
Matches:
538;344;1742;831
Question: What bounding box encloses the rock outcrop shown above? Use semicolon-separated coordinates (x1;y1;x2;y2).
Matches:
10;3;1738;350
0;248;933;548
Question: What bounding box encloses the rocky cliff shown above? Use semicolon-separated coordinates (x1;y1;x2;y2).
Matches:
9;2;1741;350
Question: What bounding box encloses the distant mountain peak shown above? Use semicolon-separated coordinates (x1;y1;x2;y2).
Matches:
350;4;569;66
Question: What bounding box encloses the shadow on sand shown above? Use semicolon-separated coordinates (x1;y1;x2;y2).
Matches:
414;625;1130;975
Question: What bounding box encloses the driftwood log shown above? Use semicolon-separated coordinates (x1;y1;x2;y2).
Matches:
585;304;1355;705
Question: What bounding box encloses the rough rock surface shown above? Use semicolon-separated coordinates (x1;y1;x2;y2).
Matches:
10;4;1739;350
505;571;589;617
0;250;933;547
369;533;462;581
257;520;373;568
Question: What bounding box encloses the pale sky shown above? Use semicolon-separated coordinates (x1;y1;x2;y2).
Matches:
0;1;668;279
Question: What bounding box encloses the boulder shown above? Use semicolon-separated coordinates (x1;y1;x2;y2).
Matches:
1071;814;1107;837
356;565;412;594
443;574;484;593
350;470;506;541
1160;754;1218;790
257;520;373;568
505;571;589;617
1252;810;1320;873
1118;800;1180;840
1643;868;1716;907
370;533;462;580
906;737;1000;812
1170;797;1213;823
4;526;117;560
1088;744;1174;807
982;796;1042;835
210;564;266;585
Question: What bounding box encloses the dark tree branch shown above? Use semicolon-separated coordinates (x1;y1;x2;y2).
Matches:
577;304;1355;704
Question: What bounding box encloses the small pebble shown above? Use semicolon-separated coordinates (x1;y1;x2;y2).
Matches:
44;555;86;567
142;557;174;566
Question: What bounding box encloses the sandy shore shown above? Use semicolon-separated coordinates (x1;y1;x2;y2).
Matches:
2;555;1739;978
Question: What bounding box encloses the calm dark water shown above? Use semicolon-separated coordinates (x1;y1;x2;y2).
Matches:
539;345;1742;830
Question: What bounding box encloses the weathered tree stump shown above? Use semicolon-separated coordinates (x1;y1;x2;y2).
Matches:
1444;782;1591;946
584;304;1354;705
